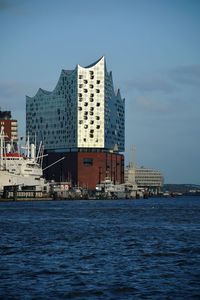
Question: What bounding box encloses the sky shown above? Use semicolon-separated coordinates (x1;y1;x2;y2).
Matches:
0;0;200;184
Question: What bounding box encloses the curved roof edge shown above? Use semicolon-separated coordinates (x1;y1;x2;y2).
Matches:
39;88;51;95
27;57;107;98
27;67;77;98
62;67;77;76
116;89;121;97
27;87;52;99
78;56;105;69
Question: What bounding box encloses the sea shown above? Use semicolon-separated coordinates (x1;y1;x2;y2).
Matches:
0;196;200;299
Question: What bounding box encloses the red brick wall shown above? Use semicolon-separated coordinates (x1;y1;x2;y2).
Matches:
0;120;11;140
77;152;124;189
43;151;124;190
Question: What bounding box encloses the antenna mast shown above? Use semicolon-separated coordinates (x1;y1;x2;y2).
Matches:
129;145;136;168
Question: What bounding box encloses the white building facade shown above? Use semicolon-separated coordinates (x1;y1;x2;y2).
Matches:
125;166;164;194
26;57;125;152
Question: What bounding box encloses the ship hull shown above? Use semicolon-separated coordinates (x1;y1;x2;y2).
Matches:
0;170;45;193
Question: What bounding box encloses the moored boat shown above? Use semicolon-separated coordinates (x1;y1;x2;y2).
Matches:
0;126;48;195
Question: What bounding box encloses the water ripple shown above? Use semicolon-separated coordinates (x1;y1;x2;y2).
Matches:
0;197;200;299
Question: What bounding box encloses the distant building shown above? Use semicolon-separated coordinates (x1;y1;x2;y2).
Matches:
26;57;125;189
0;110;18;143
125;166;164;194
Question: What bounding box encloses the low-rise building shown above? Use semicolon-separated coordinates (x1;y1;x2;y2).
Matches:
125;166;164;194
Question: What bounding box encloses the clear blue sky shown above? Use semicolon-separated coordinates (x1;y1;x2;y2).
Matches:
0;0;200;184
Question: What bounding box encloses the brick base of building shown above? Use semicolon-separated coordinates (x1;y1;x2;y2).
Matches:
43;151;124;190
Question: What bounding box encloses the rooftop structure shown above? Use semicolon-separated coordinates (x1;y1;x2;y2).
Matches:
26;57;125;152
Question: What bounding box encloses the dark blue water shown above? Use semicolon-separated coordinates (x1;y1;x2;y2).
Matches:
0;197;200;299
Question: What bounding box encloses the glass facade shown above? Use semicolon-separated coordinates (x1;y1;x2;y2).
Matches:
26;57;125;152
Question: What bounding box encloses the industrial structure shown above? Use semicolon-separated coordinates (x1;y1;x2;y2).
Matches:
26;57;125;189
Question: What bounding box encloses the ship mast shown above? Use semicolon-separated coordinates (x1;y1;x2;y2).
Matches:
0;127;3;170
0;126;7;170
27;132;30;158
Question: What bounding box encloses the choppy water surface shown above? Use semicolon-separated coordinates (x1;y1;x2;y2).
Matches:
0;197;200;299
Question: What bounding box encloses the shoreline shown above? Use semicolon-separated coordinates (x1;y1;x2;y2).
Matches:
0;194;199;203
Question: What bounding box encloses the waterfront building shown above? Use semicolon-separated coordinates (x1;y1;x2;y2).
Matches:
26;57;124;152
0;110;18;143
26;57;125;189
125;166;164;194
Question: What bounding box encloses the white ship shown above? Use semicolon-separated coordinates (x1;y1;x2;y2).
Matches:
0;127;47;194
96;177;144;199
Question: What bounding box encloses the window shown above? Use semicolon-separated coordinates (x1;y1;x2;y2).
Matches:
84;89;88;93
96;80;100;84
83;158;93;166
96;103;100;107
96;89;100;93
79;75;83;79
84;80;88;84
